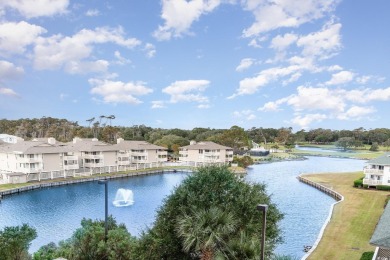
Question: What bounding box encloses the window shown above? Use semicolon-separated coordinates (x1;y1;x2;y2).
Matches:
379;165;384;170
199;150;203;154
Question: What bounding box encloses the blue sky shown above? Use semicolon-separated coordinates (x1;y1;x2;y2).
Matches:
0;0;389;131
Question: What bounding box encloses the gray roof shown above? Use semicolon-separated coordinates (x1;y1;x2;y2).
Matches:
367;153;390;166
180;141;232;150
0;140;70;154
114;140;167;151
64;139;117;152
370;201;390;249
0;137;167;154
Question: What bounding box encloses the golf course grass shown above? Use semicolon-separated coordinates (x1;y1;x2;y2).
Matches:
303;172;389;260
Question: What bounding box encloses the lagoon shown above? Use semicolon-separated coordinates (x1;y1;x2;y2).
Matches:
0;157;365;258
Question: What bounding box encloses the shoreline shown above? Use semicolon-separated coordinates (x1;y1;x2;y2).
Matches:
297;175;344;259
0;168;192;199
298;172;388;259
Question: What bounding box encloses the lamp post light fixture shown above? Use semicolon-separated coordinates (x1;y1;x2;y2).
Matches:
98;179;108;243
257;204;268;260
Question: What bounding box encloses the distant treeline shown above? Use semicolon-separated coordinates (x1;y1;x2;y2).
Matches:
1;118;390;152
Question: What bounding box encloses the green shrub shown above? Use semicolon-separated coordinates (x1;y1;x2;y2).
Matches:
353;179;363;188
363;184;369;189
376;185;390;191
135;166;283;259
360;251;374;260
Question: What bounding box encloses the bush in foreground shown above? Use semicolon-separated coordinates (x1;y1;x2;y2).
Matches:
0;224;37;260
34;216;137;260
135;165;283;259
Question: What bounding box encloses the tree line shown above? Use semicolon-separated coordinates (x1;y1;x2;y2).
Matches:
1;118;390;152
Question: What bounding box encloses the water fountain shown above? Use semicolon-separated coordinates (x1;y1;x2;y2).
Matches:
113;188;134;207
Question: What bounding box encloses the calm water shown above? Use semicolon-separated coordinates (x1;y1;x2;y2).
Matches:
0;157;365;258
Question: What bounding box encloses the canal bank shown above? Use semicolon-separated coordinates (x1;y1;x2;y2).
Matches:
0;168;192;199
300;172;388;260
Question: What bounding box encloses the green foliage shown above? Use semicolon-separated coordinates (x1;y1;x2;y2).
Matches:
217;126;250;151
353;179;363;188
33;242;58;260
35;216;137;260
369;142;379;151
154;134;190;152
360;251;374;260
335;137;356;151
176;207;238;259
363;184;369;189
0;224;37;260
376;185;390;191
136;166;283;259
233;155;254;168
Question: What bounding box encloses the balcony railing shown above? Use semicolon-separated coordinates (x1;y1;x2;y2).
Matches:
84;162;104;167
19;168;43;174
117;161;130;166
131;152;147;156
83;154;103;160
17;158;42;163
64;164;79;170
364;168;384;175
363;179;383;185
63;155;78;161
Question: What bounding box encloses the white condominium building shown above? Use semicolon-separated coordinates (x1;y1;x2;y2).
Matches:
179;141;233;164
0;137;168;184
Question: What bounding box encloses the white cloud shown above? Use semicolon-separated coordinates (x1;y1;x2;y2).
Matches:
153;0;222;41
85;9;100;16
337;106;376;120
242;0;338;37
114;51;131;65
229;65;300;98
162;79;210;104
0;21;46;56
356;75;371;85
296;21;342;59
144;43;156;58
65;60;109;74
0;60;24;80
343;87;390;104
259;101;282;112
327;65;343;71
233;109;256;120
33;26;141;73
198;104;210;109
1;0;69;18
89;78;153;104
236;58;256;72
283;72;302;85
270;33;298;51
0;87;19;97
325;70;354;85
260;85;390;128
151;100;166;109
286;86;345;112
291;113;327;129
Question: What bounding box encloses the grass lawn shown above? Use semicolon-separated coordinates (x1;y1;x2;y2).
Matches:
303;172;389;260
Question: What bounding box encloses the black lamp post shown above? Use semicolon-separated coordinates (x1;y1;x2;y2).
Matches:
257;204;268;260
98;179;108;242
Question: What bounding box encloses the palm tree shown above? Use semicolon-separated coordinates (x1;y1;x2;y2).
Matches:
176;207;238;260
